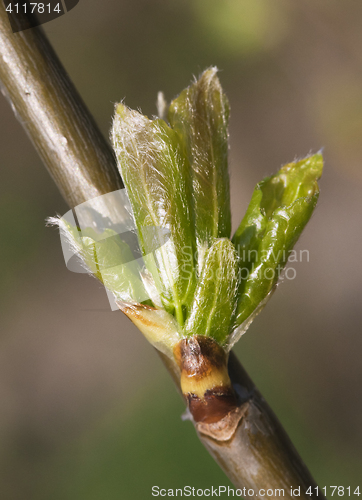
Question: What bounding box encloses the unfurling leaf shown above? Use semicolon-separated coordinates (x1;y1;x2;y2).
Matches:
168;67;231;271
112;104;197;325
231;153;323;335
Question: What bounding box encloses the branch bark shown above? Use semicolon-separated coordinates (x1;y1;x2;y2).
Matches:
0;4;123;209
0;5;325;499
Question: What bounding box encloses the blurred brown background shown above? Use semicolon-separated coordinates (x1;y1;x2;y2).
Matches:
0;1;361;498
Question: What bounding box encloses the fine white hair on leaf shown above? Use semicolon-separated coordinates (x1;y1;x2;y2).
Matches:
111;106;150;172
46;215;93;277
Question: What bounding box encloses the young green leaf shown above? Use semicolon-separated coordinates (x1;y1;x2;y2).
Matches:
231;153;323;333
168;68;231;271
184;238;239;345
55;218;151;304
112;104;197;325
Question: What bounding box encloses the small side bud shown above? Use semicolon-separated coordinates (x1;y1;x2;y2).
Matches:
117;302;180;359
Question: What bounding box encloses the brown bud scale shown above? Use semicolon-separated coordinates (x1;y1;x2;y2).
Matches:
174;335;238;423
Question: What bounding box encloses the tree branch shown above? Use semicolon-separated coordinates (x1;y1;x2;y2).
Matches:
0;5;325;499
0;4;123;209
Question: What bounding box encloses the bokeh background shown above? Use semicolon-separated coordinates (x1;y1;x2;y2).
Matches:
1;1;362;498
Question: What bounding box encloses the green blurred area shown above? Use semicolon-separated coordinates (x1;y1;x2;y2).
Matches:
45;379;235;500
1;1;362;499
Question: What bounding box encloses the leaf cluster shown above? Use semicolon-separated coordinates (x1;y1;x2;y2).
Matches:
111;68;323;348
55;68;323;351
